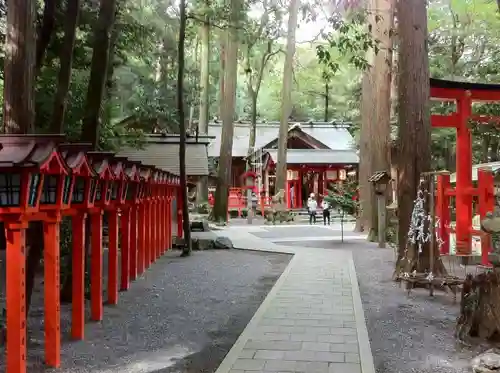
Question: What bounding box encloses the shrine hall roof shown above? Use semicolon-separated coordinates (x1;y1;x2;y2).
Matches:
117;134;209;176
207;122;356;158
265;149;359;165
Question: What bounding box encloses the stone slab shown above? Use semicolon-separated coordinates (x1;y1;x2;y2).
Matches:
213;227;375;373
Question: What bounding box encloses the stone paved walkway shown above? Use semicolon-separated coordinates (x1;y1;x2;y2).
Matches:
213;226;374;373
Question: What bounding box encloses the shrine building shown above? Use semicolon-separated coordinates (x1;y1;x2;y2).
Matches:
207;121;359;208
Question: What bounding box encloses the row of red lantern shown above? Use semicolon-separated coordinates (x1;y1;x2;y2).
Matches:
0;135;182;373
0;136;180;219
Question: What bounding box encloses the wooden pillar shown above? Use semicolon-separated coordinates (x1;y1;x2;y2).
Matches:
286;179;291;208
129;205;138;281
145;201;151;268
90;211;103;321
298;171;303;208
137;203;145;274
71;213;86;340
167;190;172;248
455;93;473;255
120;208;130;291
44;214;62;367
5;221;28;373
478;168;495;266
264;170;269;199
160;198;165;254
107;211;119;305
151;199;157;262
177;187;183;238
436;174;451;255
156;199;161;258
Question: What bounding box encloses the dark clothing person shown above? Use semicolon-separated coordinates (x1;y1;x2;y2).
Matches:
321;200;330;225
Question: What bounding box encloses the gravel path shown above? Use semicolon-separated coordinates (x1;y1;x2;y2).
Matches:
0;249;290;373
274;239;479;373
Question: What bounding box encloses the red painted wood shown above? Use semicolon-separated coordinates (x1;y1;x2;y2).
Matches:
145;201;151;268
436;175;451;255
120;208;130;291
129;206;138;281
44;216;62;367
455;95;473;255
107;212;119;305
90;212;103;321
5;224;27;373
137;203;146;274
431;114;459;128
71;213;85;340
478;169;495;266
177;188;183;239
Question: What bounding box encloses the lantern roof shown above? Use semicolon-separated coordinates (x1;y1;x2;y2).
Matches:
87;151;115;180
124;160;141;182
110;157;128;180
139;164;155;180
59;143;96;177
0;134;69;174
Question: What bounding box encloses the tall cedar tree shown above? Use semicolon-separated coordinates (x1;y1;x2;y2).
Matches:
178;0;192;256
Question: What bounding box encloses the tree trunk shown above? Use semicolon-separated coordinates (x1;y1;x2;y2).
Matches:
212;0;241;222
50;0;81;133
3;0;36;134
368;0;394;241
80;0;118;148
36;0;58;75
394;0;438;276
490;137;499;162
246;92;258;224
275;0;299;195
218;33;226;120
196;14;210;205
177;0;191;256
357;0;376;233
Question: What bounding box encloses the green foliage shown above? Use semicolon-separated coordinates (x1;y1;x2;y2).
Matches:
316;15;378;75
324;181;359;217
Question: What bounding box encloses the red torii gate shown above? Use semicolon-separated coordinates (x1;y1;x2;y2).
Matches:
431;79;499;263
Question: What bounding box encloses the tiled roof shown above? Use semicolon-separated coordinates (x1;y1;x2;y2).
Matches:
207;122;356;157
117;136;209;176
266;149;359;165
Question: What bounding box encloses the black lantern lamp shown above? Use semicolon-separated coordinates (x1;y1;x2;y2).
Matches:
111;157;129;205
88;151;115;208
124;161;141;203
59;143;96;209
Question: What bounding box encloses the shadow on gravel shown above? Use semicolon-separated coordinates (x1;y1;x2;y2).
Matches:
153;273;283;373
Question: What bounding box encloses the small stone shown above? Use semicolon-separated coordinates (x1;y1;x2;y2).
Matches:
213;236;234;250
471;349;500;372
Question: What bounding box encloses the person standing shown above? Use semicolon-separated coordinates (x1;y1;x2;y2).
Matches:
321;199;330;225
307;193;317;225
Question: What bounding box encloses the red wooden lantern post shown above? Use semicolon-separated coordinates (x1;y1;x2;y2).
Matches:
176;175;183;239
59;144;97;341
158;171;166;255
166;173;174;249
87;152;115;321
137;166;152;275
0;135;70;373
123;161;141;282
106;157;128;304
151;170;159;262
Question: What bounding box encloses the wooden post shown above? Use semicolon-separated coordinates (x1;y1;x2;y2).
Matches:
177;187;183;238
5;222;28;373
137;203;145;274
43;215;62;367
160;198;165;254
120;208;130;290
90;211;103;321
429;175;436;296
298;171;303;208
436;174;451;255
285;179;291;208
71;213;86;340
377;192;387;248
129;205;138;281
166;192;171;249
145;201;151;268
151;199;157;263
107;211;119;304
455;93;473;255
478;168;495;266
